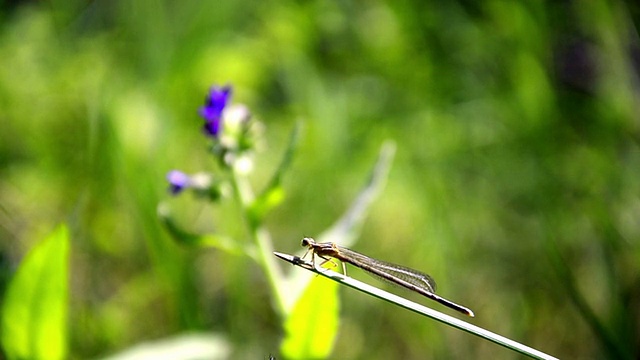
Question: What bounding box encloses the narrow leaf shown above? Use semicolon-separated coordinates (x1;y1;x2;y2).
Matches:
158;206;245;255
319;140;396;246
2;224;70;360
280;272;339;359
249;121;301;223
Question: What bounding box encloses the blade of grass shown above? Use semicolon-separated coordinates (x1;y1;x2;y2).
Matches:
274;251;560;360
543;228;631;359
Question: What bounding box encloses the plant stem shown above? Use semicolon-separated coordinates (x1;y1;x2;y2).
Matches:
230;167;286;314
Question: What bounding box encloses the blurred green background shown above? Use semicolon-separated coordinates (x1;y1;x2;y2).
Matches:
1;0;639;358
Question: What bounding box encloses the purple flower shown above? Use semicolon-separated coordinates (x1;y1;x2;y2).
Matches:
198;85;232;137
166;170;190;194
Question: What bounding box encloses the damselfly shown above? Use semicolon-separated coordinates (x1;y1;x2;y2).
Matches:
301;237;474;317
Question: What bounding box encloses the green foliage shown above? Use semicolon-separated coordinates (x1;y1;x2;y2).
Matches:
1;225;69;360
248;122;301;226
281;276;339;359
274;142;395;356
0;0;639;359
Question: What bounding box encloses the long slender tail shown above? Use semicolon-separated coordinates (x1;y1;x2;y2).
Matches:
429;293;475;317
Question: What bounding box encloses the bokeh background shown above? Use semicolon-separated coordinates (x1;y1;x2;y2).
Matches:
1;0;639;359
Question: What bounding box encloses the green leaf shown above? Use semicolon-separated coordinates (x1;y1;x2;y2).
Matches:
157;207;201;245
319;140;396;246
158;205;246;254
249;121;301;224
2;224;70;360
280;274;340;359
248;184;286;225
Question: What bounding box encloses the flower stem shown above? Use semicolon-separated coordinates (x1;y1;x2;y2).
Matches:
229;167;286;314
